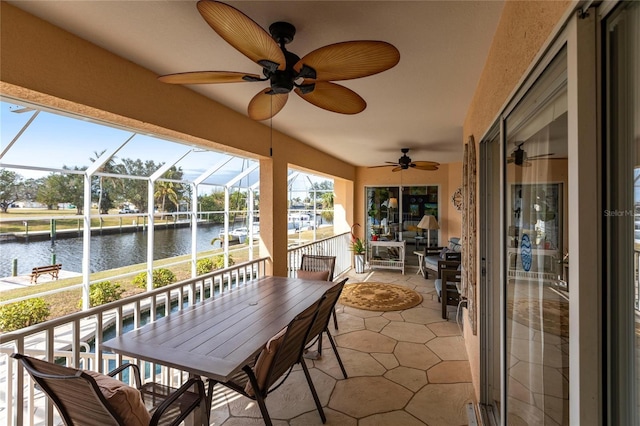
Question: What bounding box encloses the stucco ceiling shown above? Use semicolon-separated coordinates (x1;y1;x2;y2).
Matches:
7;0;505;169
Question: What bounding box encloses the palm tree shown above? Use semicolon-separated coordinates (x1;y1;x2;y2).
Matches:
154;166;183;213
320;191;334;223
154;181;178;213
89;150;123;214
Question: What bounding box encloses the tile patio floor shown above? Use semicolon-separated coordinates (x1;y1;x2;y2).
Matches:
206;264;476;425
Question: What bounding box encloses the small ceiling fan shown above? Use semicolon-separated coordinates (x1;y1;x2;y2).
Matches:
370;148;440;172
158;0;400;121
507;142;553;167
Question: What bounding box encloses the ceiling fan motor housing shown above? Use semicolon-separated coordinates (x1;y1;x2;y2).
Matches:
269;68;296;94
399;157;411;169
514;148;526;165
266;27;315;95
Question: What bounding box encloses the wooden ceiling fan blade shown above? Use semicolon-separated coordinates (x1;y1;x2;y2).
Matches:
391;166;403;172
294;81;366;114
158;71;261;84
412;164;439;171
412;161;440;167
197;0;285;70
528;153;555;160
369;164;399;169
248;89;288;121
508;160;532;167
295;41;400;81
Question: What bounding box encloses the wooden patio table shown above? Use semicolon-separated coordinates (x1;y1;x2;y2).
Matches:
102;275;336;382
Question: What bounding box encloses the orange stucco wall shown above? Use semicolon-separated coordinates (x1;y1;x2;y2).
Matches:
461;0;573;400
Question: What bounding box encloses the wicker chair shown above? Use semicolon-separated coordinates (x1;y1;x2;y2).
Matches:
305;278;348;378
206;296;326;426
11;352;207;426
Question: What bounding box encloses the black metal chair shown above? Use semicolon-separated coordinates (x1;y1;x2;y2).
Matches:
11;352;207;426
440;268;462;320
206;296;327;426
305;278;348;378
434;260;462;302
299;254;338;330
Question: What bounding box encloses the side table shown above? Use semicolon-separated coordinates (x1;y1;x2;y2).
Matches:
414;250;425;275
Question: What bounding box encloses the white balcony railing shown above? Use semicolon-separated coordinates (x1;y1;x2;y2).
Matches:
287;232;352;279
0;232;351;426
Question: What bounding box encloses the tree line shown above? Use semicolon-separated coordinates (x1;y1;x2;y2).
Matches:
0;152;334;219
0;151;192;214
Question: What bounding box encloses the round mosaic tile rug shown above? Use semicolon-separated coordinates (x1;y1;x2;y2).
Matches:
507;298;569;337
339;282;423;312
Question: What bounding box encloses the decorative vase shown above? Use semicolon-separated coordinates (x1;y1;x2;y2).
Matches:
354;254;365;273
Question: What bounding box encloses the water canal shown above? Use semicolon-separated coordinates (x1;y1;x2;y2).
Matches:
0;225;226;277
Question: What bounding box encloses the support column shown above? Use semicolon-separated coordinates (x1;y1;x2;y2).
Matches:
333;178;354;236
259;156;289;276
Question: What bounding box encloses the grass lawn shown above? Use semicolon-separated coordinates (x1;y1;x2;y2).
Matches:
0;246;253;319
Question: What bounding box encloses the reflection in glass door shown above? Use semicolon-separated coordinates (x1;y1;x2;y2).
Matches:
504;48;569;424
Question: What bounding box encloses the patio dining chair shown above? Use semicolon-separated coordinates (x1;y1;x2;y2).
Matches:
305;278;349;379
434;260;462;302
11;352;207;426
298;254;339;330
206;295;327;426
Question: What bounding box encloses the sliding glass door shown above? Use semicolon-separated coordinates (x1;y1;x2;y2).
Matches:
364;186;439;246
480;47;571;424
503;48;569;425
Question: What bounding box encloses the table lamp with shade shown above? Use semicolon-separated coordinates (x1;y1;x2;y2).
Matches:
417;215;439;247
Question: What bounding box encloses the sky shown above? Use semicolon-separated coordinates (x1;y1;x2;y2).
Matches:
0;99;328;193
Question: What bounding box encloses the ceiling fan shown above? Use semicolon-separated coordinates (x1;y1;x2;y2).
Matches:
370;148;440;172
507;142;553;167
158;0;400;121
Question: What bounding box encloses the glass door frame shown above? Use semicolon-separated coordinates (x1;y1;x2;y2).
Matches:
479;125;503;425
603;1;639;424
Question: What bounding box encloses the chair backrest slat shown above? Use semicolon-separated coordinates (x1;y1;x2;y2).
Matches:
300;255;336;281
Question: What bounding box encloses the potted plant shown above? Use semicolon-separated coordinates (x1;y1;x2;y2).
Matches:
349;224;366;273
